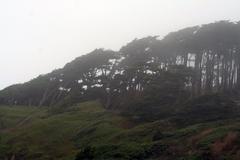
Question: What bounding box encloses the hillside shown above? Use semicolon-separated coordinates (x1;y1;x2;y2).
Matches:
0;100;240;160
1;21;240;159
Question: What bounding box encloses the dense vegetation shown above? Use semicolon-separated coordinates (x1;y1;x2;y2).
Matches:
1;21;240;159
0;99;240;160
1;21;240;109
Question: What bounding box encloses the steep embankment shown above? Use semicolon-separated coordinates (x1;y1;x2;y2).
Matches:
0;100;240;160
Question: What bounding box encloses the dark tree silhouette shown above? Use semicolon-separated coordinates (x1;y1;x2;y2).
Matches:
0;21;240;112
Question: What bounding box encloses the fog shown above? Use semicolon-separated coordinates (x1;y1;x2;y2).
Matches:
0;0;240;89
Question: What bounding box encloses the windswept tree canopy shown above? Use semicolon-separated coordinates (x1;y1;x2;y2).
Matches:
1;21;240;109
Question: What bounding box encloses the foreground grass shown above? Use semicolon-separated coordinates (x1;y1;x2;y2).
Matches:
0;102;240;160
0;101;129;159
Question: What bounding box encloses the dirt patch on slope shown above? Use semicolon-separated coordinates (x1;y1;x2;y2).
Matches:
189;128;214;145
211;132;238;156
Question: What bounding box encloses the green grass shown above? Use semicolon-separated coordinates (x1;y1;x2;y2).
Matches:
0;101;131;159
0;102;240;160
0;106;46;129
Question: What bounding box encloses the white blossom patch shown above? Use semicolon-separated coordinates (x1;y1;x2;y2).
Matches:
147;60;154;64
78;79;83;83
115;70;124;75
106;88;110;93
145;47;150;52
91;84;103;88
117;56;125;63
96;69;103;77
108;59;117;65
82;85;88;90
145;70;155;75
59;87;71;92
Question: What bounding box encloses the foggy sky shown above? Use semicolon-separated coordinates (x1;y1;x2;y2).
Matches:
1;0;240;90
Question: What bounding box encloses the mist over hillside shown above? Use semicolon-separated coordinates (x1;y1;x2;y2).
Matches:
1;21;240;160
1;21;240;108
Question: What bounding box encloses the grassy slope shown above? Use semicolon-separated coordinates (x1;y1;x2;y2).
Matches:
0;102;130;160
0;102;240;160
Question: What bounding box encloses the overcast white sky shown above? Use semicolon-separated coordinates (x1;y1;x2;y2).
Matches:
0;0;240;89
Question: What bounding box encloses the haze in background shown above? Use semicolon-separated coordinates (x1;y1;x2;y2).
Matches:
0;0;240;90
